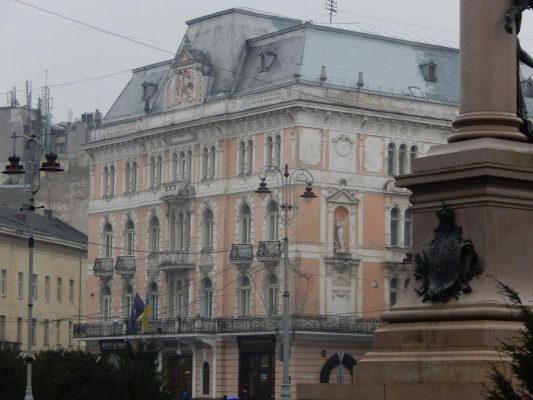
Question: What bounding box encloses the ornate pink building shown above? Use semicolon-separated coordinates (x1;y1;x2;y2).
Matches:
75;8;458;399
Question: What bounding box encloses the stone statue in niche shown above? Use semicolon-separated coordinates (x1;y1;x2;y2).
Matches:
172;67;203;107
333;206;350;255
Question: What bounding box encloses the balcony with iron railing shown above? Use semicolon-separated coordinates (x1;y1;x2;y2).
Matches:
256;240;281;262
115;255;136;276
93;258;114;278
160;180;195;202
229;244;254;265
73;315;380;339
146;251;193;272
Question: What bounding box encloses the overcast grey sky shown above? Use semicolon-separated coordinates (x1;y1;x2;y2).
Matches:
2;0;532;123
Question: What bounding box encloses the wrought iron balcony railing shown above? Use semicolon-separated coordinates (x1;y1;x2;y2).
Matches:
146;251;193;271
229;244;253;264
160;181;195;202
115;255;136;276
93;258;114;278
256;240;281;262
73;315;380;339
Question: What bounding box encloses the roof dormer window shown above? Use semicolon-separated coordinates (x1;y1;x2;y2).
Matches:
420;62;437;82
259;49;276;72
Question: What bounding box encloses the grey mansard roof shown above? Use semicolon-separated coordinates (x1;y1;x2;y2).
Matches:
0;206;87;248
106;8;526;125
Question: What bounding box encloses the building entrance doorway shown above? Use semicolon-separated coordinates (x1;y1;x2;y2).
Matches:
238;335;275;400
165;354;192;399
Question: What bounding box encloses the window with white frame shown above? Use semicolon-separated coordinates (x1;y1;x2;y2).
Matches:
172;153;179;181
149;216;160;253
268;274;279;315
57;277;63;303
202;147;209;179
0;269;6;296
32;274;37;300
203;209;214;249
387;143;396;176
44;319;50;346
17;272;23;298
125;220;135;255
69;279;74;303
170;214;177;250
177;213;186;250
240;276;251;316
267;201;279;241
125;162;131;192
45;275;50;302
239;141;246;175
102;285;112;320
266;136;273;166
125;161;137;193
202;278;213;317
390;208;400;246
103;166;109;196
398;144;407;175
246;140;253;174
209;146;216;178
148;282;159;319
107;165;115;196
409;146;418;173
404;209;413;248
103;222;113;257
274;134;281;167
202;362;210;395
155;156;162;186
239;205;252;244
390;277;399;306
168;280;175;318
123;284;134;318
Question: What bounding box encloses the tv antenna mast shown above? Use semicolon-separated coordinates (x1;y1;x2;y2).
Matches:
325;0;338;23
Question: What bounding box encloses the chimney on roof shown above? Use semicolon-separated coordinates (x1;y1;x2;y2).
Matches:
357;71;364;90
320;65;327;86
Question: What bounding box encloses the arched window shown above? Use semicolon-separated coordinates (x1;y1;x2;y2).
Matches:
404;209;413;247
409;146;418;173
103;166;109;196
172;153;178;181
185;150;192;180
170;214;177;251
125;220;135;255
267;201;279;241
202;278;213;317
274;134;281;167
390;278;399;306
202;147;209;180
103;222;113;258
239;141;246;175
240;205;252;244
155;156;162;186
209;145;216;178
203;209;214;249
268;274;279;315
177;213;186;250
149;217;160;253
246;140;253;174
168;280;175;318
150;156;156;187
202;362;210;395
240;276;251;316
390;208;400;246
123;285;134;318
148;282;159;319
266;136;273;165
102;285;112;320
387;143;396;176
398;144;407;175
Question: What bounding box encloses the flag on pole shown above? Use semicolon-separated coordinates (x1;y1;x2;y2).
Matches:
141;304;153;332
127;292;145;334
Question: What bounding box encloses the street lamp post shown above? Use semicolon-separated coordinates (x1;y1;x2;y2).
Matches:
3;131;63;400
255;164;316;400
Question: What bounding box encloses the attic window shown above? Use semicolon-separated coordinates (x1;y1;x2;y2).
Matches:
527;79;533;97
259;50;276;72
420;62;437;82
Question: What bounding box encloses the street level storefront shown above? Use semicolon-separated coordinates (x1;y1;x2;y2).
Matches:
74;315;378;399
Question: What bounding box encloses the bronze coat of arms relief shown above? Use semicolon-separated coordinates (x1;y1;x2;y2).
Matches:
414;205;482;303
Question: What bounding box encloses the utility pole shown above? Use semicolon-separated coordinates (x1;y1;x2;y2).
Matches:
325;0;338;23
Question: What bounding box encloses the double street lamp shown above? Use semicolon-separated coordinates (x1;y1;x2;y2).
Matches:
3;130;63;400
255;164;316;400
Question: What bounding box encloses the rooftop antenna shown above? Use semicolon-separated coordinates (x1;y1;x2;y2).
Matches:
25;80;32;108
325;0;338;23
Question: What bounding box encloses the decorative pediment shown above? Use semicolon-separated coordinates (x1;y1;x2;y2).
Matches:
332;276;351;287
327;188;359;205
